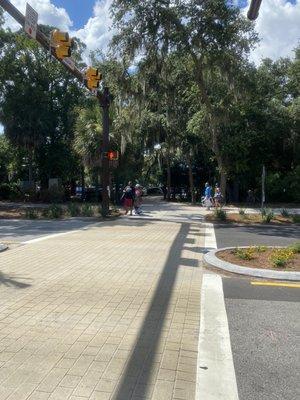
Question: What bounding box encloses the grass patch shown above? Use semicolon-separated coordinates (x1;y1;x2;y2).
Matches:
44;204;63;219
67;202;81;217
281;208;290;217
25;208;38;219
81;204;94;217
213;208;227;221
261;208;274;223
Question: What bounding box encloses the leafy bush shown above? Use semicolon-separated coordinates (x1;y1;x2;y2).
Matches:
289;242;300;254
67;202;80;217
239;208;246;216
233;247;255;260
292;214;300;223
261;208;274;223
255;245;267;253
214;208;227;221
0;183;12;200
44;204;63;219
25;208;38;219
0;183;23;201
266;167;300;202
269;248;294;268
40;185;64;203
81;204;94;217
280;208;290;217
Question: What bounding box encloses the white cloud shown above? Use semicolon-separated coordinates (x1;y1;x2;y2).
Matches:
243;0;300;64
2;0;299;66
71;0;114;63
4;0;72;31
3;0;115;63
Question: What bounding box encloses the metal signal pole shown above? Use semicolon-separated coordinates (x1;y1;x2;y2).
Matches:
0;0;112;216
99;88;110;217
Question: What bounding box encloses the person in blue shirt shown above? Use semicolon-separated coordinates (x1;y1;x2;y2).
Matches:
204;182;212;210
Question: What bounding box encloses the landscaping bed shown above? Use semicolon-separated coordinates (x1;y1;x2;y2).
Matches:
206;208;300;225
0;203;120;220
217;245;300;272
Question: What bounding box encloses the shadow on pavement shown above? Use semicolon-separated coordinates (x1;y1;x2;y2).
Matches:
214;224;300;240
113;221;198;399
0;271;32;289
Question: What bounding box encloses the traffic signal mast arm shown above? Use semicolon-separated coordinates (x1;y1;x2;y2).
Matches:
0;0;84;84
247;0;263;20
0;0;111;217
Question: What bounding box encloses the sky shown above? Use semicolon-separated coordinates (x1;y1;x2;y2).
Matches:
2;0;300;65
1;0;298;135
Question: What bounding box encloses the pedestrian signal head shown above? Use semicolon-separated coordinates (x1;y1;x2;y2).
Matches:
85;67;102;90
107;151;119;161
51;30;73;60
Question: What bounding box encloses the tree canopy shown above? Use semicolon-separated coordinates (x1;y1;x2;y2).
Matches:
0;1;299;203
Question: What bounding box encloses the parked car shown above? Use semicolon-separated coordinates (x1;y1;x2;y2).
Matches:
75;186;102;202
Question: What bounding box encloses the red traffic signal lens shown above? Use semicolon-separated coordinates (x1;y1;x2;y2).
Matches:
107;151;119;160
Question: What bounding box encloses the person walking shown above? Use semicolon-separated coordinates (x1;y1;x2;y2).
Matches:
134;184;143;214
122;181;134;216
204;182;213;210
214;186;223;208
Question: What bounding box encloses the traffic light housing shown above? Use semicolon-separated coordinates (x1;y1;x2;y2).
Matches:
51;30;73;60
247;0;262;20
85;67;102;90
107;151;119;161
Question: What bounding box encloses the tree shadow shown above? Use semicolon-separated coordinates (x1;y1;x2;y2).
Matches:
183;246;215;254
112;222;198;400
0;271;32;289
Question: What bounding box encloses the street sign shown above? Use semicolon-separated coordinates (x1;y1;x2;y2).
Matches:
24;3;38;39
63;57;75;71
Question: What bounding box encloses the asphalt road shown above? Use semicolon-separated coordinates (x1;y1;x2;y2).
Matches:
0;218;98;243
223;278;300;400
214;224;300;248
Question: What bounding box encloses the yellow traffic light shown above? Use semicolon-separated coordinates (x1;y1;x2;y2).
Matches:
85;67;102;90
51;29;73;60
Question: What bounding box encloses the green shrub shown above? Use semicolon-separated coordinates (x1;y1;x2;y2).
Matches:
40;185;64;203
289;242;300;254
25;208;38;219
45;204;63;219
0;183;12;200
266;167;300;203
255;245;267;253
81;203;94;217
280;208;290;217
270;248;294;268
233;247;255;260
0;183;23;201
214;208;227;221
261;208;274;223
239;208;246;216
67;202;80;217
292;214;300;223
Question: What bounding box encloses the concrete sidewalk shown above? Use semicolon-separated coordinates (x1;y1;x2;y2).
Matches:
0;214;204;399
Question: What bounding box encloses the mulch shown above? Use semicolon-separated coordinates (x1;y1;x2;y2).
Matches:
206;213;296;225
217;248;300;272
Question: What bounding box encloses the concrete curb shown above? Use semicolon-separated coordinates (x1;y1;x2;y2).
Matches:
204;247;300;281
0;243;8;253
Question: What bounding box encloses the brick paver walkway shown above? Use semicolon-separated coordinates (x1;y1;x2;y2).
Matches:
0;206;205;400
